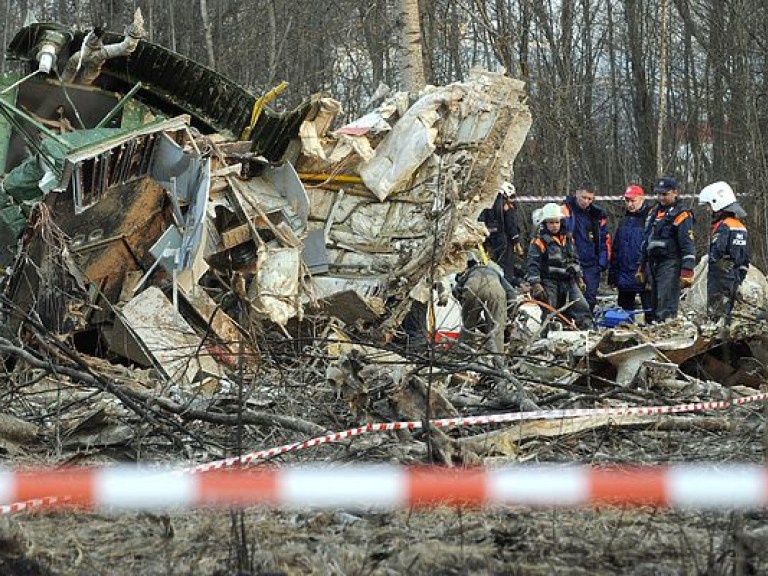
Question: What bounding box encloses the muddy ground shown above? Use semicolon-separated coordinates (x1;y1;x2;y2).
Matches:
0;402;765;576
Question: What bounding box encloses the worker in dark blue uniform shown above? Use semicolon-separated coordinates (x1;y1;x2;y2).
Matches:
478;182;525;285
526;203;592;329
608;184;654;321
637;177;696;322
562;183;610;310
698;181;750;321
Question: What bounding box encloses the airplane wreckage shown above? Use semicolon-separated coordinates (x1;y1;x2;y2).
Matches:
1;10;768;416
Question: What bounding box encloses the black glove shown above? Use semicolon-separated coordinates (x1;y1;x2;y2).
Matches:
738;265;749;283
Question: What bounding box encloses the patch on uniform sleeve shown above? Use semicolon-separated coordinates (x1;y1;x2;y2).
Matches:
733;232;747;246
688;229;694;241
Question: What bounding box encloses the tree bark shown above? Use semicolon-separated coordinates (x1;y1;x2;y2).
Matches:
399;0;426;92
200;0;216;70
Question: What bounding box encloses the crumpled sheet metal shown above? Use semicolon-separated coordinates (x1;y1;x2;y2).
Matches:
248;246;303;326
296;70;531;326
358;89;443;201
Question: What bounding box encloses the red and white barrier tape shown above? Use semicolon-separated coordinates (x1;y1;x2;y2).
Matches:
515;194;699;203
3;392;765;515
2;464;768;510
189;393;768;473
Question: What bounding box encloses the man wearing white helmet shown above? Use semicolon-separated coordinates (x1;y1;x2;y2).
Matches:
478;182;525;285
526;202;592;329
698;181;750;320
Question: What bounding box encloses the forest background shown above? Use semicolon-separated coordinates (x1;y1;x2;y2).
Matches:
2;0;767;266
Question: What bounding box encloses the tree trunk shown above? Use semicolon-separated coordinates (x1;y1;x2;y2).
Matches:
168;0;176;52
624;0;656;182
399;0;425;92
200;0;216;70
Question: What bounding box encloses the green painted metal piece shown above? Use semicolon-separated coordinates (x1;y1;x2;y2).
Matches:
96;82;143;128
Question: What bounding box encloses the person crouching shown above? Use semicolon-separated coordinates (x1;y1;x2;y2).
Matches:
452;252;517;367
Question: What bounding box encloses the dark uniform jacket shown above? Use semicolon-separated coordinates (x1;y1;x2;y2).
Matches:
709;215;749;282
562;196;610;270
640;200;695;271
609;202;651;291
478;194;521;259
526;228;583;284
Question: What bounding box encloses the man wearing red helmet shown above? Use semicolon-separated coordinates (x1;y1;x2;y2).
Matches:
608;184;654;321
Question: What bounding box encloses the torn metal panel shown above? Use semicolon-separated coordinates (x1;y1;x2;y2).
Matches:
292;70;532;328
299;98;343;160
149;132;203;205
358;90;441;201
118;286;223;385
597;343;665;387
176;156;211;285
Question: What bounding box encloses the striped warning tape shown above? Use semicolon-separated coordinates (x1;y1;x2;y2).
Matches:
2;392;764;515
514;194;700;203
188;393;768;473
1;464;768;511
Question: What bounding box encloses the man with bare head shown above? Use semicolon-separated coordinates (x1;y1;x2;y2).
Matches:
562;183;610;310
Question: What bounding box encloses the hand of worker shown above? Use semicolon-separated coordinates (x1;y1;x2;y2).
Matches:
635;267;646;286
531;282;546;301
738;265;749;283
679;268;694;289
576;277;587;293
513;242;525;257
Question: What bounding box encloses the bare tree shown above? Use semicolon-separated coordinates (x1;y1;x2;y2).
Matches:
399;0;426;92
199;0;216;70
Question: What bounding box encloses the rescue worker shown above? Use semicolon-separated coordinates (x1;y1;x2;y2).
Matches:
608;184;654;321
526;203;592;329
478;182;525;285
637;177;696;322
698;181;750;321
452;253;517;365
562;183;610;310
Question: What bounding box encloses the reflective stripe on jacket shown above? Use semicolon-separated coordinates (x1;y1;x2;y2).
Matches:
640;200;695;271
526;229;582;283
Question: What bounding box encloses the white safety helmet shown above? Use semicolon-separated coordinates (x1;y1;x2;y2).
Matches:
698;181;737;212
540;202;564;222
532;208;544;228
499;182;516;198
